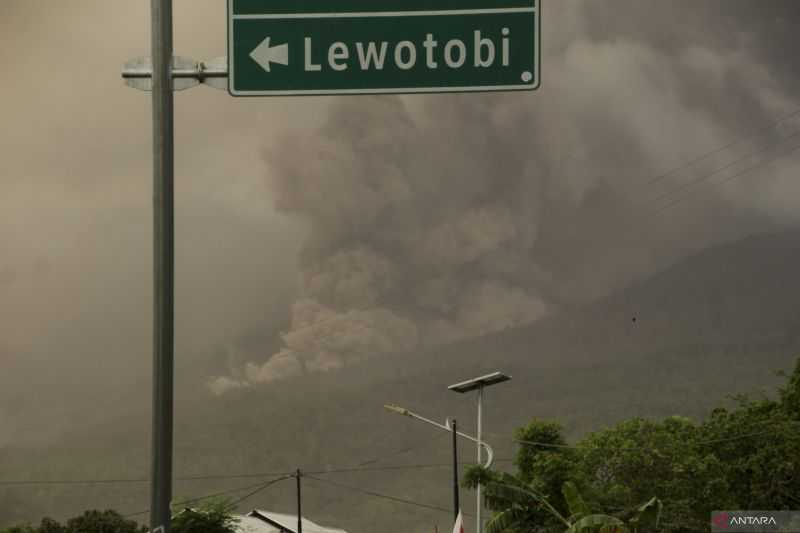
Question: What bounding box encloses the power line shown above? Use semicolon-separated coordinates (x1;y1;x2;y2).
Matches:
123;476;290;518
174;471;294;482
652;139;800;216
351;430;449;468
304;474;468;517
644;128;800;212
225;474;294;511
306;459;514;476
638;106;800;190
600;134;800;251
514;439;580;450
0;471;293;488
0;477;149;487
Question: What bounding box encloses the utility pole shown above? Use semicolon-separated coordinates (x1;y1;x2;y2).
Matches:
448;372;512;533
452;419;460;522
150;0;175;532
296;469;302;533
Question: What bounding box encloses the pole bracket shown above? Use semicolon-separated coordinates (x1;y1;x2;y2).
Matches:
122;56;228;91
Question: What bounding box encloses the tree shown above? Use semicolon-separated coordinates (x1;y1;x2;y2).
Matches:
1;511;145;533
63;510;146;533
0;526;37;533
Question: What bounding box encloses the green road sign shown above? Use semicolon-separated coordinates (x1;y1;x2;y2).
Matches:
227;0;540;96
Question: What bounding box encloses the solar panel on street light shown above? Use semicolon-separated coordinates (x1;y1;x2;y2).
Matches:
448;371;512;393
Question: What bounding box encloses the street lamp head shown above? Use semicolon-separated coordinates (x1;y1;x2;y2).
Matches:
448;371;511;393
383;404;411;416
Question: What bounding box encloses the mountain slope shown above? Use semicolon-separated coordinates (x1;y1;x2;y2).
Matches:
2;228;799;532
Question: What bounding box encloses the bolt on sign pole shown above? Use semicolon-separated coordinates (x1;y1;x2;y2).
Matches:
150;0;175;531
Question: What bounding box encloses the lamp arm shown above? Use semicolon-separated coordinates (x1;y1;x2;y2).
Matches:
383;405;494;468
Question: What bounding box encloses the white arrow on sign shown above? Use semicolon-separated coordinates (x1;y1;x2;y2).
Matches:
249;37;289;72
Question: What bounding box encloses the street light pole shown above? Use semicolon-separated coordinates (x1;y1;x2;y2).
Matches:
476;386;483;533
452;419;459;522
150;1;175;532
448;372;512;533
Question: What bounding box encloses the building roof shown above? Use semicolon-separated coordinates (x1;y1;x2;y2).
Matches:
235;515;283;533
247;510;348;533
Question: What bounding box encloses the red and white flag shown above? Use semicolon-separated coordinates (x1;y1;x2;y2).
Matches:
452;510;465;533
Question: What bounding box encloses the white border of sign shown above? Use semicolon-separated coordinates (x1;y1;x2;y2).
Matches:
227;0;540;96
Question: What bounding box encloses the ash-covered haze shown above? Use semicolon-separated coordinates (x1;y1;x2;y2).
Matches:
0;1;322;444
211;1;800;391
1;1;800;531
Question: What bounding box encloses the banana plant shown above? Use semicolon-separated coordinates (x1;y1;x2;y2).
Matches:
470;469;661;533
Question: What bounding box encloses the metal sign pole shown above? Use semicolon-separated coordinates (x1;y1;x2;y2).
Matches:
150;0;175;531
123;7;228;533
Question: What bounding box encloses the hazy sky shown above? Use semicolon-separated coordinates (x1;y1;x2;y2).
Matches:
1;1;320;443
2;1;800;444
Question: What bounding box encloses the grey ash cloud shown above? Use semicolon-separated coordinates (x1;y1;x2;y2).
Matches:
211;2;800;392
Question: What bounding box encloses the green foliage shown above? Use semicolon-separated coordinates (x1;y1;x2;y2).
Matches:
1;511;146;533
467;356;800;533
36;519;66;533
63;510;146;533
562;482;590;519
1;526;37;533
464;468;657;533
0;503;239;533
566;514;626;533
171;501;239;533
779;358;800;417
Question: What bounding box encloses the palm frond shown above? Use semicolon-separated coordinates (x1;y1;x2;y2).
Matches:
567;514;627;533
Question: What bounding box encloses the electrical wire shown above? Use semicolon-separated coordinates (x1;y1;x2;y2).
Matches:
351;430;449;468
638;107;800;189
303;474;467;517
641;128;800;210
123;476;291;518
0;471;292;488
306;459;514;476
652;139;800;216
224;474;294;511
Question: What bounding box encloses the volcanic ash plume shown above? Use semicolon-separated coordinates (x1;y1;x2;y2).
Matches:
209;1;799;394
208;95;552;393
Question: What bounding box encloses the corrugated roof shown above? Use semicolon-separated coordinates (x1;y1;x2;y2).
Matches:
235;515;283;533
248;510;348;533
